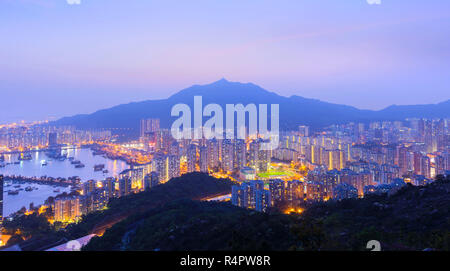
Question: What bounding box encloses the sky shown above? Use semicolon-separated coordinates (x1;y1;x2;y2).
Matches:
1;0;450;124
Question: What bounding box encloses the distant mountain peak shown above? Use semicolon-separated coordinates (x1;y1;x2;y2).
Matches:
54;80;450;131
215;78;229;83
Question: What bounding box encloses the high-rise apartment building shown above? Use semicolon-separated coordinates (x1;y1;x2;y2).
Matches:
54;196;81;222
140;118;160;137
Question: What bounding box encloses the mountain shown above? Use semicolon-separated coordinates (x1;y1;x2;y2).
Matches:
54;79;450;132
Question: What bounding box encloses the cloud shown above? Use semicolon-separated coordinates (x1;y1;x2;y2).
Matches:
67;0;81;5
367;0;381;4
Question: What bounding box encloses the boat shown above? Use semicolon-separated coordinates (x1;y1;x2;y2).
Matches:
14;185;21;188
14;161;20;165
103;170;109;174
18;153;32;161
0;154;4;162
71;160;81;165
94;164;105;171
0;163;5;168
75;163;85;168
53;189;60;193
8;190;19;195
25;186;33;192
92;150;105;156
41;160;48;166
68;157;75;161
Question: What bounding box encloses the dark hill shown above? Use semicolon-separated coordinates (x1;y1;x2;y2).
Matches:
83;175;450;251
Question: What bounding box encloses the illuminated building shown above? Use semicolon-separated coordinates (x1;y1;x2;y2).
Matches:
207;138;220;169
81;190;108;214
153;154;168;182
186;144;197;173
304;181;323;202
105;177;116;198
147;171;161;188
119;168;145;189
48;132;58;147
239;167;256;181
285;180;304;205
140;118;160;138
54;196;81;222
232;180;269;212
0;175;3;225
199;146;208;172
168;155;181;180
83;179;97;195
118;177;132;197
269;179;285;206
255;189;271;212
221;139;234;173
169;141;180;156
234;139;246;170
333;183;358;201
249;139;270;173
298;125;309;137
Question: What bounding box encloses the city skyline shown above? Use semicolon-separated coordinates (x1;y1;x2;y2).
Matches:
1;0;450;124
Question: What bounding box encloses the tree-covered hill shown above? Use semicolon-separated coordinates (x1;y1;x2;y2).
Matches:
67;172;235;237
83;200;297;251
83;175;450;251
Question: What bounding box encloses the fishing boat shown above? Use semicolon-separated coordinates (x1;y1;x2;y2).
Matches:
25;186;33;192
8;190;19;195
75;163;85;168
18;153;32;161
94;164;105;171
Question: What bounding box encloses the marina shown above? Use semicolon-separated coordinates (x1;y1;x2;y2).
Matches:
0;147;130;217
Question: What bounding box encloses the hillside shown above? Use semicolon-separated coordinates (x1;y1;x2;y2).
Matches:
53;79;450;132
83;175;450;251
1;172;235;251
83;200;297;251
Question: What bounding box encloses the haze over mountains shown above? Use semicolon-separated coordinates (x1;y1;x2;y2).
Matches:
55;79;450;132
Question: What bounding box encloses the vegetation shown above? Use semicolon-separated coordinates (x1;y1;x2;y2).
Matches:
3;172;450;251
83;200;298;251
83;174;450;251
66;172;235;238
1;212;67;250
296;175;450;250
1;172;234;250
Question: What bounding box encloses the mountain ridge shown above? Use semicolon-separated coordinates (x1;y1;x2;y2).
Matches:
54;79;450;132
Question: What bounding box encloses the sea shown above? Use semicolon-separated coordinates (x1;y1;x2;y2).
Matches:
0;147;129;217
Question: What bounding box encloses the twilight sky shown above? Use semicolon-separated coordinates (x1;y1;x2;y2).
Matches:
1;0;450;124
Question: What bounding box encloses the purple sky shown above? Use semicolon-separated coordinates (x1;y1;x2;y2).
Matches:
1;0;450;124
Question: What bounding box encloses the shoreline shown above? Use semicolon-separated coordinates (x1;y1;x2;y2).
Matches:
3;175;78;187
0;145;91;155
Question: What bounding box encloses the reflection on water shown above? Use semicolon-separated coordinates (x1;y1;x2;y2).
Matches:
3;182;71;217
0;147;130;217
0;147;129;181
